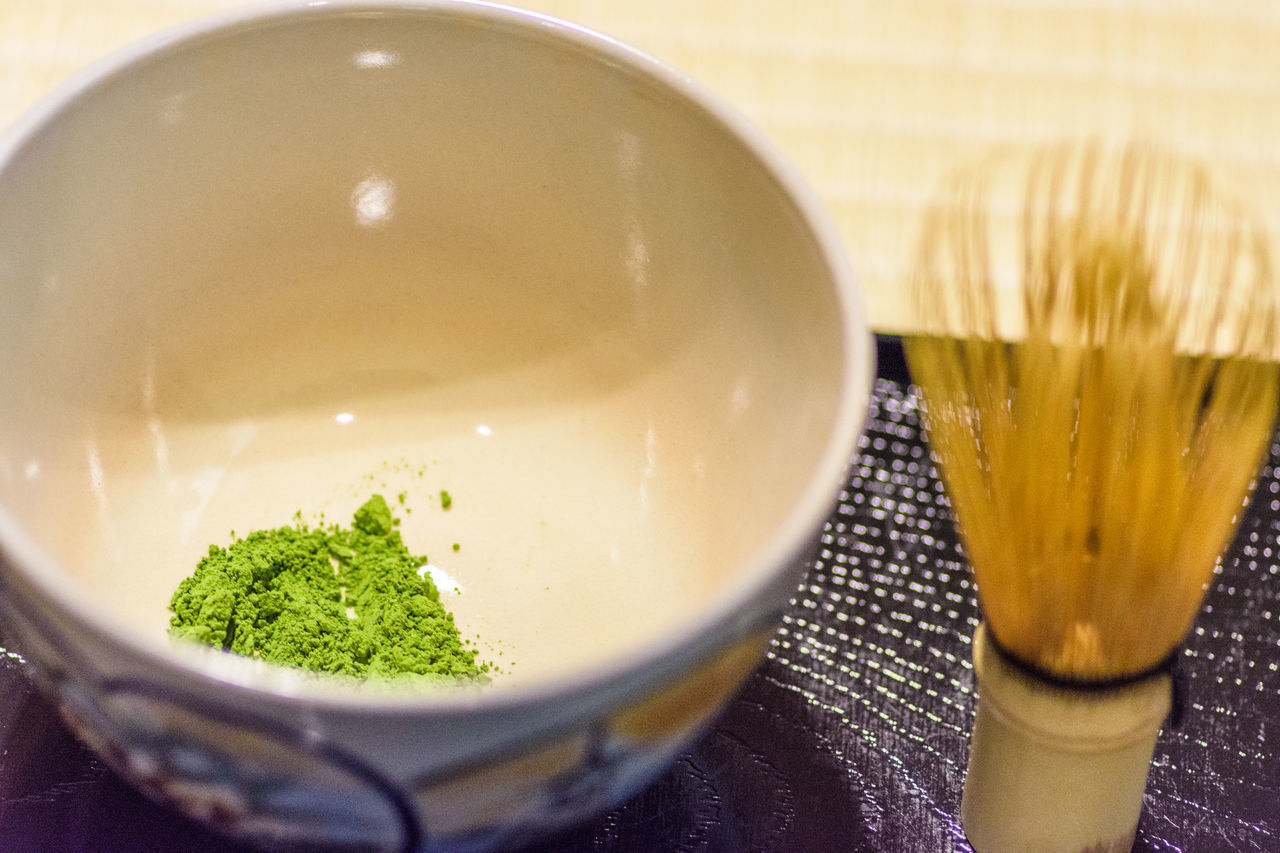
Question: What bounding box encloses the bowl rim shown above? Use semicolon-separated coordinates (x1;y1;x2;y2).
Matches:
0;0;874;713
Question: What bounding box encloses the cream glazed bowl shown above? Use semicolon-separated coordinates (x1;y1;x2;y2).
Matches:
0;1;871;849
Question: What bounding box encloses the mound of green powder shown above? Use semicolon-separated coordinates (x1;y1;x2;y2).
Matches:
169;494;486;681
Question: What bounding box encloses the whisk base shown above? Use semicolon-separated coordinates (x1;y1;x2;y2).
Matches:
961;623;1170;853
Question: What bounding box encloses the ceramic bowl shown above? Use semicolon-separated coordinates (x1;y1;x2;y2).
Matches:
0;1;871;849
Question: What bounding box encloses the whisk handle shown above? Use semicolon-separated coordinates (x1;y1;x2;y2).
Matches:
961;623;1170;853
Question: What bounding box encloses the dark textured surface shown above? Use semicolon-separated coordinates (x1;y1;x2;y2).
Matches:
3;336;1279;852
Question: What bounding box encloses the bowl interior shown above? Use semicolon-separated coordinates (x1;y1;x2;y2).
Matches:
0;4;853;688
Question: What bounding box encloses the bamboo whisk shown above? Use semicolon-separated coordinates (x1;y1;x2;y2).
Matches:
906;140;1280;683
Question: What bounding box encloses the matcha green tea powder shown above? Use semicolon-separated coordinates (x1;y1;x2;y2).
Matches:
169;494;486;681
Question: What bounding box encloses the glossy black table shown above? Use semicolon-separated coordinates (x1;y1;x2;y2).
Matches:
3;336;1278;852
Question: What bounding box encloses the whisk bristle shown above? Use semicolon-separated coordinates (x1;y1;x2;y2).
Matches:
907;140;1280;680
